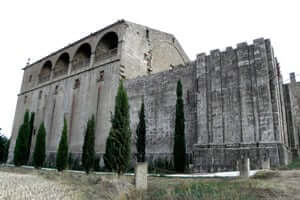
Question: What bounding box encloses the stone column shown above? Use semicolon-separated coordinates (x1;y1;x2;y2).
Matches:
89;52;95;68
196;53;208;144
67;61;72;75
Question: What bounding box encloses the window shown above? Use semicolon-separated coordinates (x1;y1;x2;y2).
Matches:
38;91;43;100
146;29;149;39
54;85;59;95
24;96;27;104
28;75;32;82
99;71;104;82
74;79;80;89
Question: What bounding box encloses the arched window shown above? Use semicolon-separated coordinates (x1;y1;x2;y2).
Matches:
72;43;91;72
54;53;69;78
39;60;52;83
95;32;118;62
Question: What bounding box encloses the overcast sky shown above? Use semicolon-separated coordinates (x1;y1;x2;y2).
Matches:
1;0;299;137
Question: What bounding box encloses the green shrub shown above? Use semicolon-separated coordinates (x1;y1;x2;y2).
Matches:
104;80;132;175
136;100;146;162
14;110;31;166
33;122;46;168
56;118;69;171
0;134;9;163
173;80;186;173
82;115;96;174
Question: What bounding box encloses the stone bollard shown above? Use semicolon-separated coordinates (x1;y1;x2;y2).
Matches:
262;157;270;169
135;162;148;190
239;158;250;178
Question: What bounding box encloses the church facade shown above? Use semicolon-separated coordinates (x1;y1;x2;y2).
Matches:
8;20;300;172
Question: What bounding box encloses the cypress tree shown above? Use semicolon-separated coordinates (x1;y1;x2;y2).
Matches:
33;122;46;168
0;134;8;163
136;100;146;162
4;139;10;163
82;115;96;174
14;110;30;166
27;112;35;161
104;80;131;175
56;118;69;171
173;80;186;173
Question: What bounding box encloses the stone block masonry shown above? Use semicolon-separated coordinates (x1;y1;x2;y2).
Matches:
126;38;291;172
8;20;296;172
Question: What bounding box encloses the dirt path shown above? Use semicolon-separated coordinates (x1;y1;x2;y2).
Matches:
0;171;83;200
261;170;300;200
1;167;300;200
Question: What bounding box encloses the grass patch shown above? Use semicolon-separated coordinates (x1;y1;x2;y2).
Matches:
286;159;300;169
126;179;275;200
252;170;280;180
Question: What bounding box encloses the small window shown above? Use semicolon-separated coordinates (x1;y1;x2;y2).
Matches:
38;91;43;100
54;85;59;95
146;29;149;39
99;71;104;82
74;79;80;89
187;90;190;104
28;75;32;82
24;96;27;104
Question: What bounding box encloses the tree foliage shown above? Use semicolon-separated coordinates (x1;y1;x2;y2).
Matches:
104;80;132;175
56;118;69;171
33;122;46;168
0;134;9;163
136;100;146;162
82;115;96;174
14;110;31;166
173;80;186;173
27;112;35;161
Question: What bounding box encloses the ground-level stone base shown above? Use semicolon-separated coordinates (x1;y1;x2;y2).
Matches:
192;143;291;173
34;143;292;173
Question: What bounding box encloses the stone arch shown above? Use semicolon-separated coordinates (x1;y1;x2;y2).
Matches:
39;60;52;83
53;52;70;78
95;32;118;62
72;43;91;72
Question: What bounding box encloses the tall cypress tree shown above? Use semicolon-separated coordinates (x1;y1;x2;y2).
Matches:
104;80;131;175
56;118;69;171
27;112;35;161
173;80;186;173
136;100;146;162
33;122;46;168
0;134;8;163
82;115;96;174
14;110;30;166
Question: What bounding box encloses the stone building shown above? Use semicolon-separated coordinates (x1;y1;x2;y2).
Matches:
8;20;300;171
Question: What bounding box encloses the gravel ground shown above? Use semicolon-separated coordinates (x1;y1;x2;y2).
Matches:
0;171;82;200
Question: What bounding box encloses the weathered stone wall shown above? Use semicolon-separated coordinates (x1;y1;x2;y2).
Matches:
125;62;197;163
193;38;289;171
284;73;300;156
9;20;292;172
8;20;190;167
121;22;189;79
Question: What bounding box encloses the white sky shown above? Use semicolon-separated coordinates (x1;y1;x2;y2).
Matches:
1;0;300;138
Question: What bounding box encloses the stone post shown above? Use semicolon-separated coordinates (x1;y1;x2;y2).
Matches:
239;158;250;178
135;162;148;190
262;157;270;169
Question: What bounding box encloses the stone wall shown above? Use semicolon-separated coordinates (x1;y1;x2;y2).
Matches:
284;73;300;156
125;62;197;163
8;20;190;167
125;38;291;172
